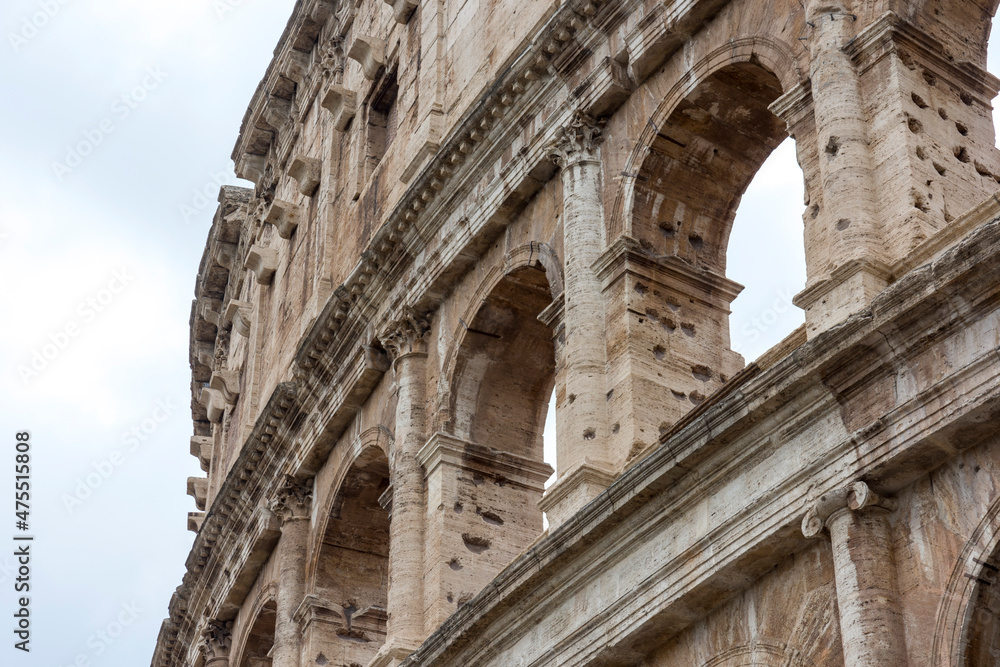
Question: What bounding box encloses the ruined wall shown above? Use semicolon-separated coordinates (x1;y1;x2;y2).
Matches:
161;0;1000;666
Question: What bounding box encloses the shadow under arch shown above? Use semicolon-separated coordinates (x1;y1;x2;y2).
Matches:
932;491;1000;666
436;242;563;458
230;585;277;667
610;35;804;242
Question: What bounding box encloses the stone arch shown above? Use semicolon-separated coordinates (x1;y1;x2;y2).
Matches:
230;585;277;667
701;640;816;667
308;441;391;661
437;242;562;460
610;35;805;241
932;492;1000;666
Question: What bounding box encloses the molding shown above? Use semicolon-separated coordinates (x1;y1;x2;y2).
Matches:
224;299;253;337
416;432;554;491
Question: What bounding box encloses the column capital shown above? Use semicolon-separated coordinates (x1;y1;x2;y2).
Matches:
801;481;896;538
199;619;233;663
380;308;432;363
548;112;604;168
267;476;314;523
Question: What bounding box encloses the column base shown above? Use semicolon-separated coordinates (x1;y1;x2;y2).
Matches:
540;463;617;530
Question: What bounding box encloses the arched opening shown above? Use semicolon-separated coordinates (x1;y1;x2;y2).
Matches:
237;601;275;667
727;138;806;361
619;61;796;441
306;448;390;666
451;265;556;462
963;539;1000;665
425;262;556;623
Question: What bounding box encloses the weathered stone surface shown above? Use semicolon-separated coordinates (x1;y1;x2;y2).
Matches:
154;2;1000;667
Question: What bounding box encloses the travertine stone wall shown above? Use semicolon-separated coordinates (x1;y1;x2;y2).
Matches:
158;0;1000;666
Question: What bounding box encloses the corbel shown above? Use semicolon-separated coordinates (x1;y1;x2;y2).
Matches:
264;96;292;132
236;153;266;184
281;49;311;84
288;156;322;196
190;435;213;472
224;299;254;337
199;386;227;423
187;512;206;533
186;476;208;511
210;370;241;404
320;84;358;131
347;35;386;80
383;0;417;24
264;199;300;239
245;245;278;285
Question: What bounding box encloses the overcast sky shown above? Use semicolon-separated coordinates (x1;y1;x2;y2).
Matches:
0;2;995;666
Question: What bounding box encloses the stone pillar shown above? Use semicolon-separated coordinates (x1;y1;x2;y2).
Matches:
802;481;906;666
794;3;890;338
267;477;313;667
376;311;431;664
200;620;233;667
417;432;552;630
539;112;615;530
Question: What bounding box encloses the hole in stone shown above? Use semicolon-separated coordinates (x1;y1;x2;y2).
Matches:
658;422;670;436
658;222;676;238
681;322;696;337
975;161;993;178
955;146;970;163
961;91;974;105
665;297;680;311
449;558;463;570
612;422;620;433
824;135;840;156
689;391;705;405
472;473;485;486
634;282;648;295
462;534;491;553
583;428;596;440
938;107;949;120
662;318;676;331
933;162;946;175
912;189;931;212
478;508;504;525
606;389;614;400
956;122;969;136
568;393;576;404
691;365;712;382
809;204;820;219
911;93;928;108
653;345;666;361
671;389;686;400
447;593;454;603
454;502;463;513
836;218;851;231
315;655;330;666
916;146;927;160
645;308;660;322
922;70;937;86
720;374;728;383
907;116;923;133
688;234;704;250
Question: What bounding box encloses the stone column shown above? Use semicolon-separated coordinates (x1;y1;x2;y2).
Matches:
267;477;313;667
802;481;906;666
794;3;889;337
377;311;431;663
539;112;615;530
200;620;233;667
